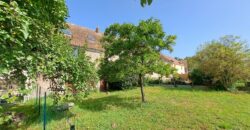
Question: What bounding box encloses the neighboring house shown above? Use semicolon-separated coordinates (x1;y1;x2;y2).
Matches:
66;23;104;62
148;54;188;82
160;54;188;74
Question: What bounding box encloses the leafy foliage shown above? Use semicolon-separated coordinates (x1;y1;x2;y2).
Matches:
189;69;212;85
0;0;98;103
99;18;176;102
44;36;98;104
140;0;153;7
189;35;250;90
0;0;68;88
154;62;173;79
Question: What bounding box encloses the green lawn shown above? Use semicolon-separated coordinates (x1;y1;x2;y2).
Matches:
3;86;250;129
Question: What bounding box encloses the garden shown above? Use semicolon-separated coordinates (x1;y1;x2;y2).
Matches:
1;0;250;129
1;85;250;129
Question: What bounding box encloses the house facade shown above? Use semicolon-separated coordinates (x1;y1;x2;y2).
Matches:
66;23;104;62
160;54;188;74
148;54;188;81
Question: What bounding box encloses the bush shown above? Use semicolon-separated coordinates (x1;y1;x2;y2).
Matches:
107;75;138;91
232;81;250;91
189;69;213;86
246;82;250;87
147;79;162;84
107;81;136;91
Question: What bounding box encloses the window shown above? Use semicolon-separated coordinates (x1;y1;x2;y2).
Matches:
61;29;72;36
73;47;79;57
87;34;96;42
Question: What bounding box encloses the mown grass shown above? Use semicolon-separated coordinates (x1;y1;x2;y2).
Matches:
3;85;250;129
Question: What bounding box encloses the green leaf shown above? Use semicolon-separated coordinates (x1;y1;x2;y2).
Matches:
20;20;30;39
0;68;9;74
27;55;33;61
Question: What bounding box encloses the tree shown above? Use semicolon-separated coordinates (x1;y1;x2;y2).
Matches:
0;0;67;88
188;69;212;86
186;57;212;86
191;35;250;90
45;37;98;104
0;0;98;102
140;0;153;7
154;62;173;84
100;18;176;102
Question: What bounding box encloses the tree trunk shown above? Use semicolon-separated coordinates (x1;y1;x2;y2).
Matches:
173;78;177;87
139;73;145;102
158;76;162;84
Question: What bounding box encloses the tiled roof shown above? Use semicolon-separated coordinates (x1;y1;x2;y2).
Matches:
67;23;104;51
160;54;185;66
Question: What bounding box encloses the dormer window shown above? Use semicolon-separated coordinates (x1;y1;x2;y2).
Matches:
87;34;96;42
61;29;72;36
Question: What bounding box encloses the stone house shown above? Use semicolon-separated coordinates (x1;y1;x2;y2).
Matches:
66;23;104;62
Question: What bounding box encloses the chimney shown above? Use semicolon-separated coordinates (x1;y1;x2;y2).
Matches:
95;27;99;33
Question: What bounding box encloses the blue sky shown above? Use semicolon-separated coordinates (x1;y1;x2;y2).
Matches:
66;0;250;58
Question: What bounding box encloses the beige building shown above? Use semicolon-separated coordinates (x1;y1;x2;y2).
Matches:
160;54;188;74
66;23;104;62
148;54;188;81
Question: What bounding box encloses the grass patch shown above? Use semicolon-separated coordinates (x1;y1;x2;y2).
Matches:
2;85;250;129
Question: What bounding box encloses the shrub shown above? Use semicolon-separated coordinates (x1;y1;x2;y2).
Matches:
188;36;250;90
189;69;213;86
246;82;250;87
107;75;138;91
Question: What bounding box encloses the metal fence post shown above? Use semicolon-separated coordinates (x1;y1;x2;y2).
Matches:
38;86;41;114
43;92;47;130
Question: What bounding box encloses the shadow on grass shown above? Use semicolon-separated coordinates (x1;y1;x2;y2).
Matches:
0;101;74;130
161;85;213;92
0;95;141;129
238;87;250;94
76;95;141;112
161;85;250;94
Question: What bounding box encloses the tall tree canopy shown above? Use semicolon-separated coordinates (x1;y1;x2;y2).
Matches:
0;0;98;99
100;18;176;102
0;0;67;85
189;35;250;90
